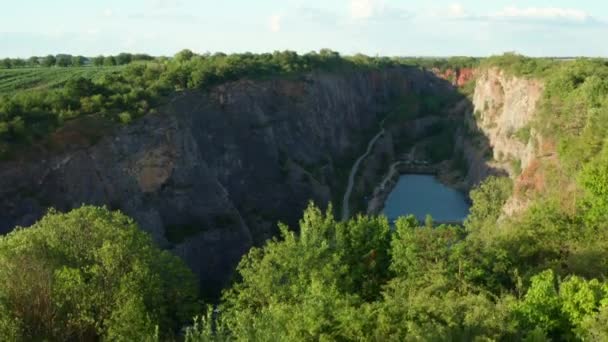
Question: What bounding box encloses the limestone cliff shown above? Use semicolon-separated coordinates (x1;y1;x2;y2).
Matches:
433;67;476;87
0;67;444;297
466;67;548;214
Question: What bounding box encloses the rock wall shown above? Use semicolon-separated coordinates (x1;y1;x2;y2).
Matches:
433;67;476;87
465;67;546;213
0;65;543;295
0;67;443;297
472;68;542;171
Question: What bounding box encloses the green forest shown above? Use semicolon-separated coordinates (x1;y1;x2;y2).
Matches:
2;52;608;340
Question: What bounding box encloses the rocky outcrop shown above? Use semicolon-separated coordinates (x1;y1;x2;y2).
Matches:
472;68;542;171
0;67;448;297
433;68;476;87
465;68;546;214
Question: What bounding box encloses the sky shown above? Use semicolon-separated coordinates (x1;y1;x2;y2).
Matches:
1;0;607;58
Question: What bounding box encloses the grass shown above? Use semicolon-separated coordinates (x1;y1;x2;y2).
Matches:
0;66;125;96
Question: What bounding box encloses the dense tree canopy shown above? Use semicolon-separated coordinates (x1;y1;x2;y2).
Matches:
178;198;608;341
0;206;199;341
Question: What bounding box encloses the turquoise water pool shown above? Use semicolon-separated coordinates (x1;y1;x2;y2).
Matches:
382;174;470;223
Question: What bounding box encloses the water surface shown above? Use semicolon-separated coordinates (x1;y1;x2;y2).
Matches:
382;174;470;223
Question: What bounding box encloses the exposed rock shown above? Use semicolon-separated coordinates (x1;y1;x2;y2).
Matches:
472;68;542;170
432;67;476;87
0;67;446;297
363;67;547;219
467;67;546;215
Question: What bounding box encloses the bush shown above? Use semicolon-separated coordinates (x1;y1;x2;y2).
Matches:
118;111;132;124
515;125;532;144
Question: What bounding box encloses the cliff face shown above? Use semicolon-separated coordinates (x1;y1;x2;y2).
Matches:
466;68;546;213
473;68;542;171
0;67;439;296
433;67;476;87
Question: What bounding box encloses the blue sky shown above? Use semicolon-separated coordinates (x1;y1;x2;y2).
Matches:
1;0;607;57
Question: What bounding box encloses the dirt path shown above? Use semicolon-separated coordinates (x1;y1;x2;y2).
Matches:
341;120;385;221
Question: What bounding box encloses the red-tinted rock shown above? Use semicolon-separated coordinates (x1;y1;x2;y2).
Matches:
432;67;476;87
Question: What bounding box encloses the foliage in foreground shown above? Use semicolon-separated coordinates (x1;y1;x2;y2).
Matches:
4;194;608;340
0;206;199;341
187;181;608;341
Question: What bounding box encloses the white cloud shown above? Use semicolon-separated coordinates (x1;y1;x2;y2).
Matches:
350;0;380;20
269;14;282;32
490;7;591;23
103;8;113;17
434;4;599;26
349;0;410;21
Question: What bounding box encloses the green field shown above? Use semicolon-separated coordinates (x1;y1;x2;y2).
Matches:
0;66;125;95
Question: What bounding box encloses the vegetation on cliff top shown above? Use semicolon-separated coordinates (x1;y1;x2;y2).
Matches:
0;49;446;159
482;54;608;216
0;49;486;160
480;52;557;77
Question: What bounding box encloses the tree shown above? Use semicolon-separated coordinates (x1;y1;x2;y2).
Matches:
42;54;56;67
92;55;105;66
27;56;40;66
175;49;195;63
132;53;153;62
10;59;25;68
579;146;608;227
71;55;86;66
424;214;434;228
103;55;117;66
0;206;199;340
116;52;133;65
516;270;564;337
220;203;391;340
0;58;10;69
464;176;513;233
390;216;463;279
55;54;72;67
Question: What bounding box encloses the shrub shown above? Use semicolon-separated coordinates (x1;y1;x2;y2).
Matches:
118;111;132;124
515;126;532;144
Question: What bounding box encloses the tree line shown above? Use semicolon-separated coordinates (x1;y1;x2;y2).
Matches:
0;53;154;69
